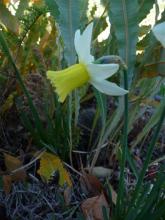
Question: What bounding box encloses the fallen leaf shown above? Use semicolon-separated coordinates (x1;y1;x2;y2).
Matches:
81;193;109;220
64;186;72;206
4;153;26;180
4;153;22;171
2;175;12;194
2;153;26;194
80;172;103;196
37;152;72;187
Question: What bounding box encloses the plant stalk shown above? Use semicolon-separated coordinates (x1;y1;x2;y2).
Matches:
116;68;128;216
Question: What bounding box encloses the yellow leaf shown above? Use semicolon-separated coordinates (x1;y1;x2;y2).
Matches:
1;92;17;115
2;0;10;5
31;0;43;5
37;152;72;187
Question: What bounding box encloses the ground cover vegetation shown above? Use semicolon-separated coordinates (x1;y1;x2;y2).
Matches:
0;0;165;219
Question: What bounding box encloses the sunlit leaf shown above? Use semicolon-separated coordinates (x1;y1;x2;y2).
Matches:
139;25;151;37
109;0;139;85
54;0;81;65
2;0;10;5
138;0;155;22
0;3;19;34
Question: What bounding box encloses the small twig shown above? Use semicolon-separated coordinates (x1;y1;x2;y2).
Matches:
64;162;82;176
28;173;40;183
10;149;45;175
150;155;165;165
144;61;165;67
72;142;108;154
42;196;55;212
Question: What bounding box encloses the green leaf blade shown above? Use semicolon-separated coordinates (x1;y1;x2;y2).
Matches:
109;0;139;85
44;0;59;19
55;0;81;65
138;0;155;22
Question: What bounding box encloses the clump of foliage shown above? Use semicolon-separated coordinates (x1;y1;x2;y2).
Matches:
0;0;165;219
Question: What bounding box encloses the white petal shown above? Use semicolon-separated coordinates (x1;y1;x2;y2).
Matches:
152;22;165;47
74;23;94;64
87;63;119;80
91;79;128;96
74;30;81;57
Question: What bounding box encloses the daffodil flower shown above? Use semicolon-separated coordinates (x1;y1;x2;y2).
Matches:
47;23;128;102
152;21;165;48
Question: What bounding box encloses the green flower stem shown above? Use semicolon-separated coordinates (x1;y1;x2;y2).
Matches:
116;68;128;216
126;98;165;219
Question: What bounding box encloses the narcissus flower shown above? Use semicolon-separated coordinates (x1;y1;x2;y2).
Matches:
47;23;128;102
152;21;165;47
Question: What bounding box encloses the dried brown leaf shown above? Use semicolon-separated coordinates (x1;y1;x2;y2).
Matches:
2;153;26;194
81;193;109;220
4;153;22;171
64;186;72;206
80;172;103;196
3;175;12;194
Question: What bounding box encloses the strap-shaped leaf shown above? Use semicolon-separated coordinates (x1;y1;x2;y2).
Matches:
44;0;59;19
55;0;81;65
109;0;139;85
138;0;155;22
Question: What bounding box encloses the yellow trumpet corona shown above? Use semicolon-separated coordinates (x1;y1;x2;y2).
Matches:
47;64;90;102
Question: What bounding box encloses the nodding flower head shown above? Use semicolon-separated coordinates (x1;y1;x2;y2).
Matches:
47;22;128;102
